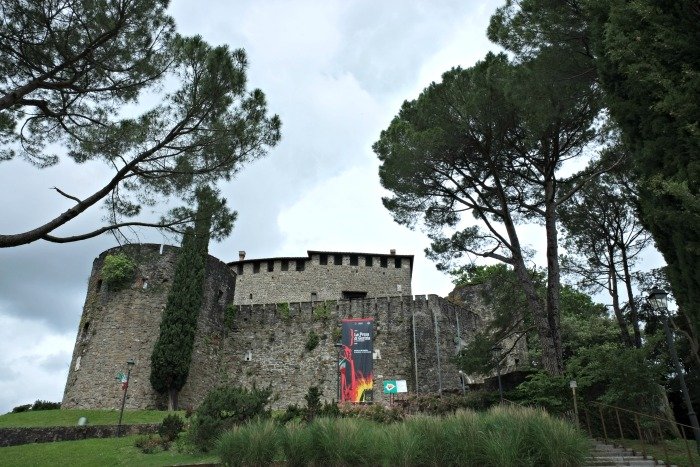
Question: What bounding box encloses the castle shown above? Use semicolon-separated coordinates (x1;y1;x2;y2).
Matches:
61;244;526;410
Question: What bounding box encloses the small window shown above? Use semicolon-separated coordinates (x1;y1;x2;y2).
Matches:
244;350;252;362
253;262;260;273
218;289;224;302
311;292;318;301
81;322;90;340
365;256;373;267
96;279;103;292
281;260;289;271
334;254;342;265
237;264;243;275
350;255;358;266
395;258;402;268
249;293;253;299
267;261;274;272
142;278;149;289
380;257;388;268
296;260;305;271
320;254;328;265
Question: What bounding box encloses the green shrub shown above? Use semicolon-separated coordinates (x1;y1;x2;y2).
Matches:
134;434;167;454
101;253;136;289
304;330;320;352
338;402;404;423
313;302;331;321
190;385;272;451
224;303;237;331
158;414;184;442
217;420;279;467
30;400;61;411
277;302;291;321
11;404;31;413
303;386;322;420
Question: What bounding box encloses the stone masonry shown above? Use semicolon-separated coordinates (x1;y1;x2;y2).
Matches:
62;244;527;410
230;250;413;305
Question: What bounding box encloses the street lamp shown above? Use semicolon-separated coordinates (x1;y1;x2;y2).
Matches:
647;286;700;453
491;345;504;403
117;359;135;437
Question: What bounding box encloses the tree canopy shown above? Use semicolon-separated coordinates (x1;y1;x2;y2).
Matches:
0;0;281;247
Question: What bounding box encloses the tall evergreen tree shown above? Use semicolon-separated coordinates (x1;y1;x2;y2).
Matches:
150;186;218;410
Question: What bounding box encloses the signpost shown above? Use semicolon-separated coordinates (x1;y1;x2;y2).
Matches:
383;379;407;404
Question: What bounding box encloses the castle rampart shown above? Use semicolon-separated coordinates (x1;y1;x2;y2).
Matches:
62;244;527;410
229;250;413;305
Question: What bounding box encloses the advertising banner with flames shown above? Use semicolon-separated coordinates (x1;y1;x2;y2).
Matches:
339;318;374;402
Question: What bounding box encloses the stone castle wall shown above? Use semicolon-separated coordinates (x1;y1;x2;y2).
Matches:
231;252;412;305
61;244;235;410
62;245;527;410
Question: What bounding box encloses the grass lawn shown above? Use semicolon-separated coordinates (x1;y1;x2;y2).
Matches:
0;435;216;467
0;409;183;428
614;438;698;467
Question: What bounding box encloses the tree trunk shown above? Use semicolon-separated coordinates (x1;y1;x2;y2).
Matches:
543;177;564;375
607;245;634;347
168;388;179;411
619;244;642;348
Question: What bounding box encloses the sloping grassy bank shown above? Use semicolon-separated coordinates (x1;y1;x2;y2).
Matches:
218;405;590;466
0;409;183;428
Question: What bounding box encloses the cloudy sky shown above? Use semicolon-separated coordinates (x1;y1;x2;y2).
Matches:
0;0;664;414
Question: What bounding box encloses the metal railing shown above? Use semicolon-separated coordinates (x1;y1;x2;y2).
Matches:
580;401;697;466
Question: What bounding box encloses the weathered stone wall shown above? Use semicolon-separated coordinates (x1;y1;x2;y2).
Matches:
231;252;412;305
61;244;235;410
62;245;527;410
0;424;158;447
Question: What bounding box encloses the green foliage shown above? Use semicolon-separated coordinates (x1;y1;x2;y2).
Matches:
277;302;291;321
150;188;216;408
11;400;62;414
217;420;280;467
100;253;136;289
0;1;281;247
304;330;320;352
312;302;331;321
158;414;185;442
217;408;590;466
303;386;322;420
331;326;342;343
134;434;168;454
11;404;31;414
189;385;272;451
224;303;237;331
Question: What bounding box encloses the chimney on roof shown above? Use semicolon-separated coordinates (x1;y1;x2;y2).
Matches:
390;249;396;256
239;251;246;261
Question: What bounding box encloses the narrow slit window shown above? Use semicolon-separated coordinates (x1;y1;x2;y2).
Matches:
267;261;274;272
237;264;243;275
253;262;260;273
395;258;402;268
380;257;388;268
365;256;373;267
320;254;328;265
350;255;358;266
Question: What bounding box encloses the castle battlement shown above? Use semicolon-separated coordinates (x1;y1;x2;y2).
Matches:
62;244;527;411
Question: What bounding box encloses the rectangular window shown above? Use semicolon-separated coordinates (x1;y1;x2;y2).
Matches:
380;257;388;268
253;262;260;273
365;256;373;267
281;260;289;271
334;254;342;265
395;258;402;268
311;292;318;301
267;260;274;272
237;264;243;275
320;254;328;265
296;260;305;271
350;255;358;266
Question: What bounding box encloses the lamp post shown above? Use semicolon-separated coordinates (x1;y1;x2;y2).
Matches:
647;286;700;453
117;359;135;437
569;380;579;427
334;343;343;402
491;345;504;403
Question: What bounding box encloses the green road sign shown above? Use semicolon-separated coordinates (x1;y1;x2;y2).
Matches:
383;380;398;394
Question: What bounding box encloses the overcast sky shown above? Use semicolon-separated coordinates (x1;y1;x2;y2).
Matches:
0;0;664;414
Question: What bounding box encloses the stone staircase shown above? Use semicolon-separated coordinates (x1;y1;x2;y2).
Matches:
585;440;672;466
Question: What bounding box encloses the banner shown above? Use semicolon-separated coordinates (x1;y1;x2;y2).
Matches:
339;318;373;402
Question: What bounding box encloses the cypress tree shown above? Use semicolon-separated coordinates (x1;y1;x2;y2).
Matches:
150;187;215;410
